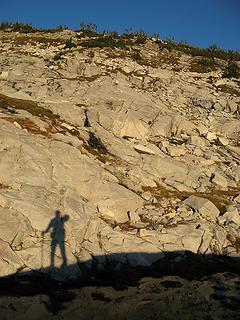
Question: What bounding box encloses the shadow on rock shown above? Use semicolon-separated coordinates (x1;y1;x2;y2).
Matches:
0;251;240;318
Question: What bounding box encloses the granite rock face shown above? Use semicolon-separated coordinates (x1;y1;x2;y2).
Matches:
0;30;239;280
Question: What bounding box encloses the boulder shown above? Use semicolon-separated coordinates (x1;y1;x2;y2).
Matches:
220;120;240;138
166;145;186;157
211;172;228;188
186;135;207;147
206;132;217;142
113;113;149;139
0;71;9;79
133;144;155;155
184;196;220;221
98;199;128;223
142;156;201;188
192;98;213;109
164;178;194;192
196;124;208;136
234;194;240;204
128;210;140;223
166;223;205;253
227;100;238;113
223;207;240;225
218;137;229;146
151;115;195;138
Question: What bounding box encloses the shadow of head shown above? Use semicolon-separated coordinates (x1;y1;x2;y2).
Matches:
61;214;69;223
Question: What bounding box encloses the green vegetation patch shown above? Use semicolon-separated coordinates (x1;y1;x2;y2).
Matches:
77;22;98;38
64;38;77;49
157;39;240;62
10;35;64;46
222;61;240;79
217;84;240;97
1;21;240;64
80;35;132;49
0;21;67;33
189;57;219;73
0;93;60;121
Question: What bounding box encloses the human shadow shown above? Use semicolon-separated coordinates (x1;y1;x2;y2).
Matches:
1;209;240;318
42;210;69;269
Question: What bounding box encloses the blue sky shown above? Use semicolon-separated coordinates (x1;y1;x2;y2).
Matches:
1;0;240;50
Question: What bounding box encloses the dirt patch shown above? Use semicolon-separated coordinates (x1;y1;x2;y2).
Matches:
2;117;54;137
142;183;240;209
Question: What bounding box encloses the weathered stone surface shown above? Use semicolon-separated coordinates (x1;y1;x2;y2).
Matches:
0;207;32;246
166;145;186;157
206;132;217;142
227;100;238;113
112;112;149;139
211;172;228;188
184;196;220;221
0;31;239;280
128;210;140;223
223;207;240;225
219;120;240;138
164;178;194;192
0;239;24;276
166;223;205;253
186;135;207;147
193;98;213;109
142;156;201;186
234;194;240;204
151;115;195;138
99;225;163;266
133;144;155;155
98;199;129;223
218;137;229;146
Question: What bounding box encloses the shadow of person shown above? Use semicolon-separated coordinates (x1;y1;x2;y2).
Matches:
42;210;69;268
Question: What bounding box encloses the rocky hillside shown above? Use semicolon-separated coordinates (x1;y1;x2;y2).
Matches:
0;29;240;281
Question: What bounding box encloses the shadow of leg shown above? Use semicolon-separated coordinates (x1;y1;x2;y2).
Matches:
59;241;67;267
51;241;57;268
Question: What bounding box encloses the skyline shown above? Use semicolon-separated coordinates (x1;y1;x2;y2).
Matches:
0;0;240;51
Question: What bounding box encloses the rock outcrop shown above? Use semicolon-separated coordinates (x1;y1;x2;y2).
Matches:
0;30;239;280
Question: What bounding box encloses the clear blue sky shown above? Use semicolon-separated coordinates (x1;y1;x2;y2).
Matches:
1;0;240;50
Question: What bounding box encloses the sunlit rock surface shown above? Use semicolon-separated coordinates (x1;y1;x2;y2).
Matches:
0;30;239;282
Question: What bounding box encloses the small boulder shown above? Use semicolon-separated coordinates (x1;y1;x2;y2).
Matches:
98;199;129;224
184;195;220;221
223;207;240;225
186;135;207;147
166;145;186;157
133;144;155;155
211;172;228;188
128;210;140;223
227;100;238;113
0;71;9;79
206;132;217;142
218;137;229;146
192;98;213;109
234;194;240;204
